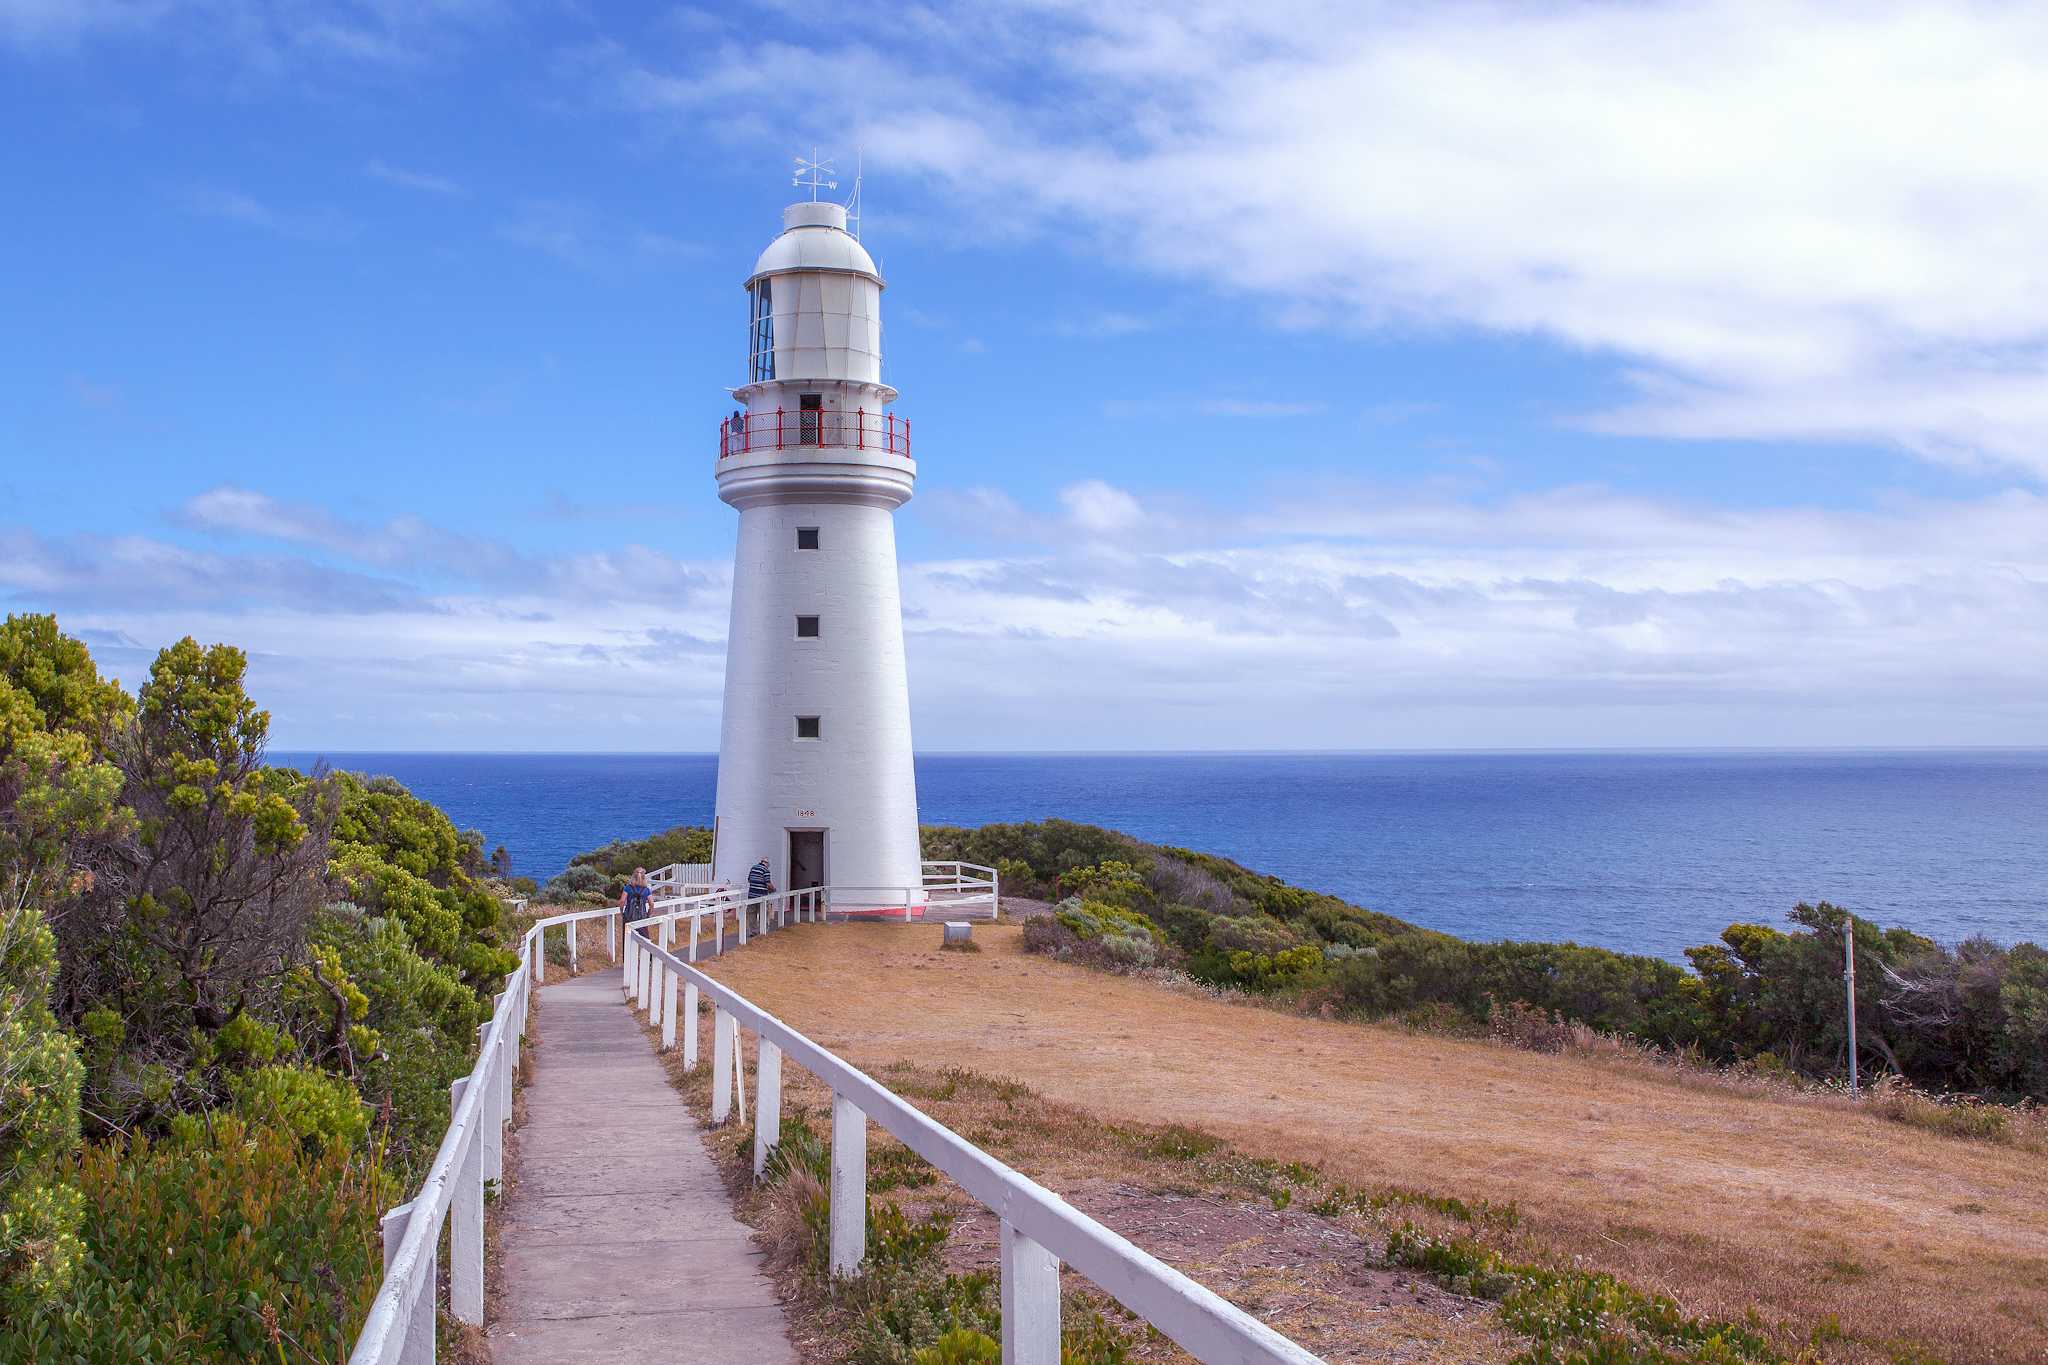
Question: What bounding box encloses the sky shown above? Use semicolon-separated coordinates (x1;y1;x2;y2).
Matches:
3;0;2046;752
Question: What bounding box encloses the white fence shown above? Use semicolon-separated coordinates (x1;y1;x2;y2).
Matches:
623;899;1324;1365
351;863;1313;1364
347;903;621;1365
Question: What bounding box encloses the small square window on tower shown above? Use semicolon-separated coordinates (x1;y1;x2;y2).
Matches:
795;615;820;638
795;715;822;740
796;526;820;550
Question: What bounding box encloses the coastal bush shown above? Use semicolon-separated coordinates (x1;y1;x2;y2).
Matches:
569;824;714;898
0;1117;391;1364
544;862;609;904
970;818;2048;1103
0;615;130;1310
1054;898;1158;944
0;617;532;1356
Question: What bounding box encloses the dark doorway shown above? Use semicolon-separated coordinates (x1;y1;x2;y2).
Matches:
788;830;825;890
799;392;822;445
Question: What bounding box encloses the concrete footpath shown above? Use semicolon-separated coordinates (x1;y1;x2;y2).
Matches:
491;968;798;1363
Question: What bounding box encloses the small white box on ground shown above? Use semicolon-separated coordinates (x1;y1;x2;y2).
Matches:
942;921;972;946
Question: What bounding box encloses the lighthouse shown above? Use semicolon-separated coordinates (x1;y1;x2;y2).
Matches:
709;186;924;914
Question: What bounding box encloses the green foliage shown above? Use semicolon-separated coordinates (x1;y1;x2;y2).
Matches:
543;862;609;905
0;619;534;1345
568;823;714;899
913;1329;1002;1364
1385;1223;1781;1363
1054;899;1158;944
229;1063;369;1148
1224;943;1325;992
958;819;2048;1102
0;614;129;1309
306;908;487;1179
0;1117;392;1363
760;1109;831;1187
327;771;516;991
1061;860;1149;908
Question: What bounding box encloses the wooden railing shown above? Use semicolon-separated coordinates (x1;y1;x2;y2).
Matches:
623;898;1324;1365
354;866;1318;1364
347;903;622;1365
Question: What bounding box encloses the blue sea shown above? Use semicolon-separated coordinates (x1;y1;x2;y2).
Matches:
272;750;2047;963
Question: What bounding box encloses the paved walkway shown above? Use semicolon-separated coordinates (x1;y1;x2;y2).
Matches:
491;969;798;1363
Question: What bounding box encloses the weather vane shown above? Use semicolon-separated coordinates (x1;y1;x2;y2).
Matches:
792;147;838;201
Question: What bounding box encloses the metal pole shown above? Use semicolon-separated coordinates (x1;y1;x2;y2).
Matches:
1844;912;1860;1098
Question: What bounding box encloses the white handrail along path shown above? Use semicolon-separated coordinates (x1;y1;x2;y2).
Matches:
347;903;620;1365
625;907;1324;1365
349;860;1317;1364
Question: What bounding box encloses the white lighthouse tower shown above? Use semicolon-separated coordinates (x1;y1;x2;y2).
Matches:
710;178;923;914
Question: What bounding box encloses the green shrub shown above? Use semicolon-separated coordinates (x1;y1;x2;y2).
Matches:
229;1064;370;1147
1100;933;1157;969
1061;860;1150;908
1055;900;1158;944
0;1118;392;1363
760;1110;831;1187
1385;1224;1779;1362
913;1329;1002;1364
568;824;714;898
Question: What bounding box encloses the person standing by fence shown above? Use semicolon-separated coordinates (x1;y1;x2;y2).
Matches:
748;857;774;899
620;867;653;923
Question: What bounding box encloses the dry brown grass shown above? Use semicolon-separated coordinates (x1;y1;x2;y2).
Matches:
694;921;2048;1365
636;991;1514;1363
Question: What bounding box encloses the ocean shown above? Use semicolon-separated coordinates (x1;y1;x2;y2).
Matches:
271;750;2047;963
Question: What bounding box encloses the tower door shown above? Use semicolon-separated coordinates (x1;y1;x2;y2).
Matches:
799;392;822;446
788;829;826;891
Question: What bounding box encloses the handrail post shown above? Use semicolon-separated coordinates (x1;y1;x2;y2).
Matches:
567;918;578;972
690;913;700;963
711;1007;735;1124
682;982;700;1070
449;1079;485;1325
660;963;677;1051
829;1092;867;1276
379;1200;434;1365
1001;1220;1062;1364
608;909;618;962
534;923;546;985
753;1039;783;1178
649;953;665;1028
475;1023;503;1183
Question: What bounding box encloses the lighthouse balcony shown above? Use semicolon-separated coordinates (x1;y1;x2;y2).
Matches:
719;408;911;461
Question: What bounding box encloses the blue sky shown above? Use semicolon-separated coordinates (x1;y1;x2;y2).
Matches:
4;1;2046;750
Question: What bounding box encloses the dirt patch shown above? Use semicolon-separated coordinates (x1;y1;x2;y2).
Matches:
699;921;2048;1364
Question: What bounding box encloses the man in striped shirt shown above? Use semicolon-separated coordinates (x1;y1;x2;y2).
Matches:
748;858;775;899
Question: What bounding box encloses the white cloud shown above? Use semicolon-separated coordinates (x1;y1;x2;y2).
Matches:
364;158;465;196
1059;479;1144;535
589;1;2048;477
179;186;355;242
11;479;2048;747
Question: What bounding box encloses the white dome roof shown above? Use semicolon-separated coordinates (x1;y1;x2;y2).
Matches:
748;201;881;285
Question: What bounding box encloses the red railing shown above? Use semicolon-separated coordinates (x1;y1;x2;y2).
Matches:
718;408;912;460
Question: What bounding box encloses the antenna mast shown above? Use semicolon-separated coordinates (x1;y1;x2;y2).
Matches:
846;148;863;241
